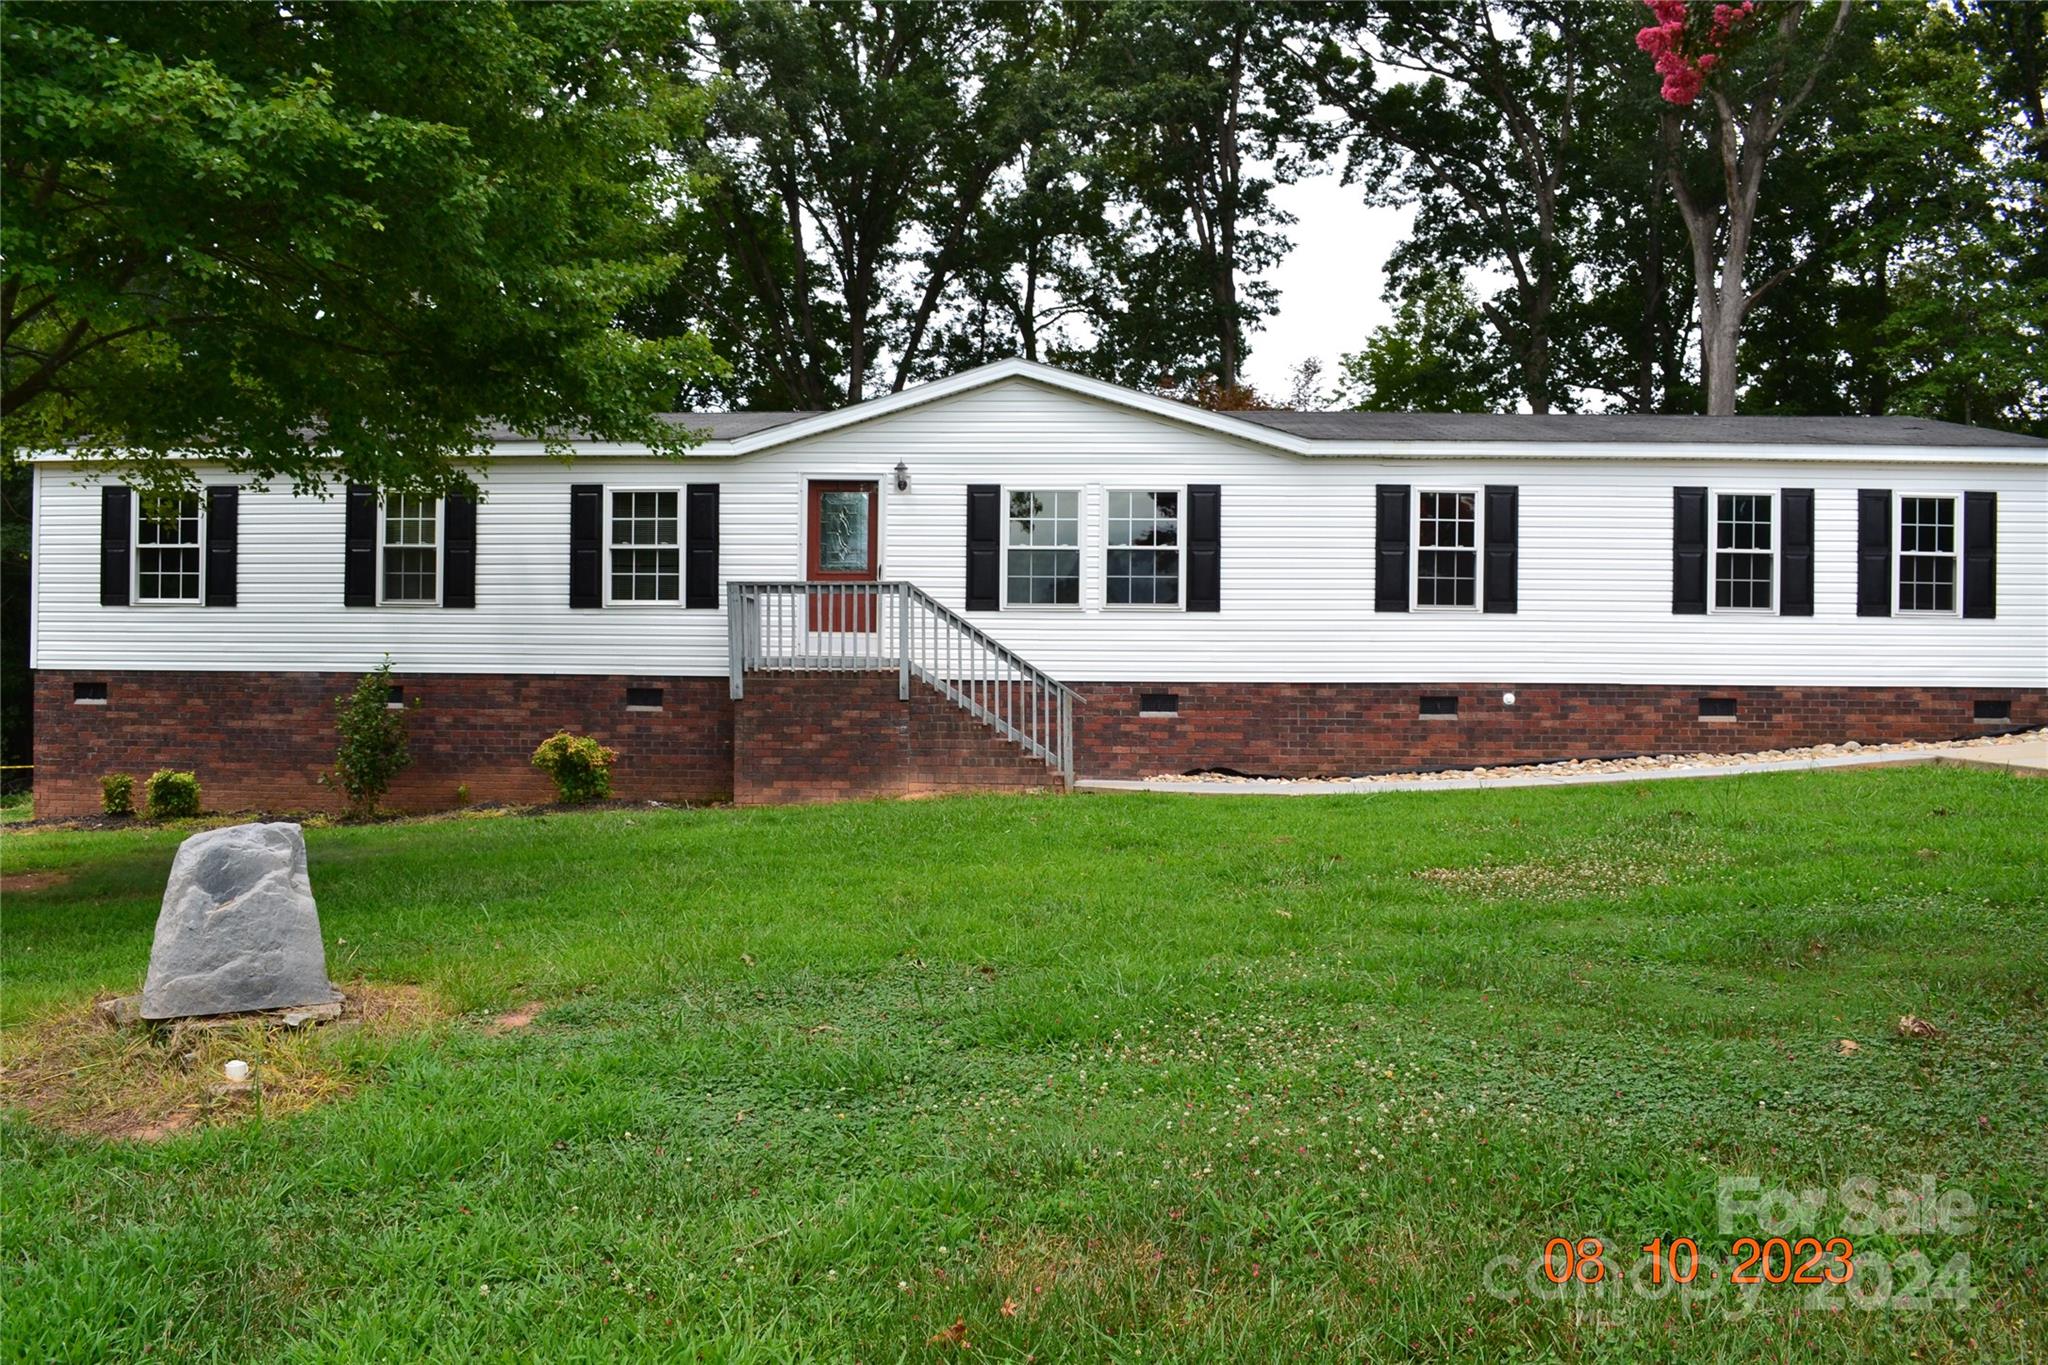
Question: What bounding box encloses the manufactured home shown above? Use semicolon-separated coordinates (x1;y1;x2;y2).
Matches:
26;359;2048;815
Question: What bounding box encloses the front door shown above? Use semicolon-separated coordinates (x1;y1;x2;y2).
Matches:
807;480;879;630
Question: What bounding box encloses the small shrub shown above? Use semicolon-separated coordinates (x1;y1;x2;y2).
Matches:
145;770;201;819
100;774;135;817
530;731;617;804
454;783;472;806
334;658;413;817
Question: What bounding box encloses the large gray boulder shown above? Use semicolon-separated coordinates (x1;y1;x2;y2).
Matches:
140;822;342;1020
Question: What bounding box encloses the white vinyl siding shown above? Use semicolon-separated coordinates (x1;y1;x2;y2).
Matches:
26;377;2048;687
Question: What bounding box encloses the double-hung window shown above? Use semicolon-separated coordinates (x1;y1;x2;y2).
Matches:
381;495;440;604
1712;491;1774;611
1005;490;1080;606
136;494;202;603
1106;490;1179;606
609;490;680;603
1897;494;1958;613
1414;490;1479;609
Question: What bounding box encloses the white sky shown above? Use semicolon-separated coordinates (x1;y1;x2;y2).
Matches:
1240;173;1413;404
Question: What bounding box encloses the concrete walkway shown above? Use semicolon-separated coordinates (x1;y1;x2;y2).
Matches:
1076;737;2048;797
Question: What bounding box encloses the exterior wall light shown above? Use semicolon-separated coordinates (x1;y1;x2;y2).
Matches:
893;460;911;493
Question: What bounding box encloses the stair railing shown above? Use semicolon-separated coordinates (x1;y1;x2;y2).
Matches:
727;581;1078;785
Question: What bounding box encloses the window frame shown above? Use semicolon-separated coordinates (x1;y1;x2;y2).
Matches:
1706;487;1779;616
377;493;444;607
1410;486;1485;613
131;490;206;606
1894;490;1961;617
1000;484;1084;610
1102;485;1186;612
603;485;686;608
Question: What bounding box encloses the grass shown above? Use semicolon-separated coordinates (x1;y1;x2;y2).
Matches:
2;768;2044;1361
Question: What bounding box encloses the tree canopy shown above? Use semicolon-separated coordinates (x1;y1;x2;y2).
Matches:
1;0;721;492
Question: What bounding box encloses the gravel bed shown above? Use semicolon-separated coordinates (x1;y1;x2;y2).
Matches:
1142;727;2047;787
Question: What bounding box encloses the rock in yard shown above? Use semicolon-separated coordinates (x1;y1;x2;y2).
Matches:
140;823;342;1021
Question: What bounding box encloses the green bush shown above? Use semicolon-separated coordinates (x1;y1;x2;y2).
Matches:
99;773;134;817
334;658;413;817
145;770;201;819
530;731;617;804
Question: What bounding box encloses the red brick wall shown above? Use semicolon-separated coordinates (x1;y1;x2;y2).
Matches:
1073;682;2048;780
732;672;1061;804
32;668;2045;814
33;670;732;818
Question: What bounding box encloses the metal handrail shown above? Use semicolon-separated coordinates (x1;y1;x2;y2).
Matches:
727;581;1077;785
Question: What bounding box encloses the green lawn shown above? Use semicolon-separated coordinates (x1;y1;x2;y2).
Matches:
3;769;2045;1361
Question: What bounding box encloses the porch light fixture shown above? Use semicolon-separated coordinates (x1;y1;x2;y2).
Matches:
893;460;911;492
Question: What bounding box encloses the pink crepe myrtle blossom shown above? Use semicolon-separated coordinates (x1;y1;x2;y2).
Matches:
1636;0;1757;104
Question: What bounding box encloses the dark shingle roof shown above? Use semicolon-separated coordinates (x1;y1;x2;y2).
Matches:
1227;411;2047;447
486;405;2044;449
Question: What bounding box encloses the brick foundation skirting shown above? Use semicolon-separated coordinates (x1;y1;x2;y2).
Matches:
732;672;1061;804
1071;682;2048;780
30;669;2046;815
32;670;732;818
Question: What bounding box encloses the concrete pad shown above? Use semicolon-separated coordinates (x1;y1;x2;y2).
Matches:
1929;737;2048;776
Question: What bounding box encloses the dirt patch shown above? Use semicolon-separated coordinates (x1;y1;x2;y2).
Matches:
0;981;443;1142
487;1000;548;1034
0;869;72;894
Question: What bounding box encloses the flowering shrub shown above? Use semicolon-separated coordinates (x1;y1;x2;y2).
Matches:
1635;0;1758;105
530;731;617;805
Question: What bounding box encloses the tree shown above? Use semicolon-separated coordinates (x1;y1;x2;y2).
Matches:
1637;0;1854;414
1078;1;1330;392
670;1;1046;408
1314;1;1600;413
1;2;719;492
1337;276;1516;412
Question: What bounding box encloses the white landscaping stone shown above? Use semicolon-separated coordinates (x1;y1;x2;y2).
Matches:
140;822;342;1021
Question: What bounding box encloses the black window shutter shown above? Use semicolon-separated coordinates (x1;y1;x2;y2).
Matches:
100;485;131;607
570;483;603;608
1963;490;1996;619
1856;489;1892;617
1482;484;1518;614
343;484;377;607
1779;488;1813;616
965;484;1000;611
1672;486;1707;614
1375;484;1410;612
1186;484;1220;612
204;486;238;607
686;483;719;608
442;491;477;608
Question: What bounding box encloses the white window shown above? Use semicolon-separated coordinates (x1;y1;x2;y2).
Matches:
1005;490;1080;606
1414;490;1479;609
609;489;680;603
135;493;202;603
1106;489;1179;606
1712;491;1775;612
380;495;439;604
1897;494;1958;613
